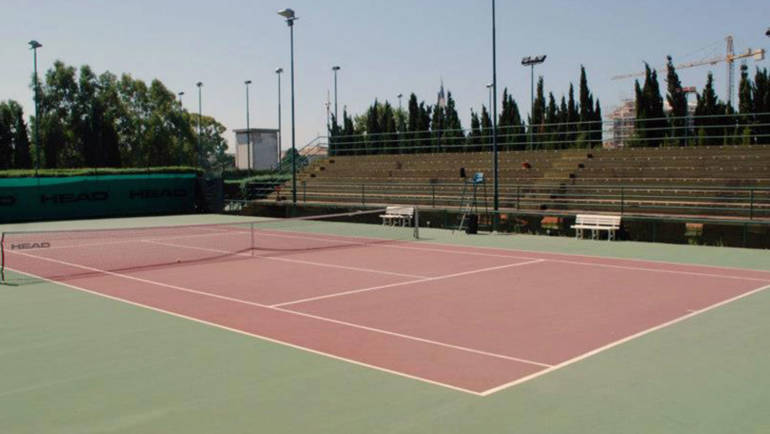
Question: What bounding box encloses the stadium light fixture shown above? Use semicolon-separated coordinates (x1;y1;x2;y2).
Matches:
332;66;341;123
278;7;298;204
397;93;403;111
521;55;547;151
29;40;42;176
196;82;203;169
245;80;252;171
766;27;770;37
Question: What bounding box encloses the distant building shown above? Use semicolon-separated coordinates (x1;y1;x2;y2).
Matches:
233;128;279;170
605;98;697;148
605;100;635;149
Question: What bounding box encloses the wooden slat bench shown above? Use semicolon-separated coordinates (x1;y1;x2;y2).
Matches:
571;214;621;240
379;206;415;227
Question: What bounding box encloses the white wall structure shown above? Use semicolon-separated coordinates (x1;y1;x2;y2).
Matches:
233;128;280;170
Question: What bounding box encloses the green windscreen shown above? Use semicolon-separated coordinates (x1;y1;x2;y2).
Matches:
0;174;196;223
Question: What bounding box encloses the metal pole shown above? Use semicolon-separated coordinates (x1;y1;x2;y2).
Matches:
177;91;184;165
32;45;41;175
289;21;297;204
245;81;251;171
491;0;499;229
529;64;534;151
196;82;203;169
277;70;282;167
333;68;339;122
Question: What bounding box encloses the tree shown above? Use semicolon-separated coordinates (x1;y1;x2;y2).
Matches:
634;64;666;147
753;68;770;146
566;84;578;146
530;77;546;148
468;110;482;151
499;88;525;150
544;93;558;149
7;101;32;169
738;64;754;144
480;105;492;152
665;56;688;146
578;66;595;146
694;72;731;146
0;102;12;169
443;92;465;152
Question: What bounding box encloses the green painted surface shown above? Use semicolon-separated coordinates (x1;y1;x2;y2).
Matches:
1;214;769;433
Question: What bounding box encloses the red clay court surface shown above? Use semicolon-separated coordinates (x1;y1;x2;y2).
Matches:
5;226;770;396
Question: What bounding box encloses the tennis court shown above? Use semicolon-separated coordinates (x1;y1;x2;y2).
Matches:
3;210;769;401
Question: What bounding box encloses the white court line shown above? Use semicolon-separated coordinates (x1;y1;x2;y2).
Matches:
545;259;770;283
480;282;770;396
2;266;483;397
143;239;429;280
7;251;550;369
204;229;770;282
272;259;546;307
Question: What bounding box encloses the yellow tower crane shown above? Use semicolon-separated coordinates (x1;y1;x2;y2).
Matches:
612;35;766;107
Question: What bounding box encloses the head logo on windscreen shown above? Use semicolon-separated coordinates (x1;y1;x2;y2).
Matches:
10;242;51;250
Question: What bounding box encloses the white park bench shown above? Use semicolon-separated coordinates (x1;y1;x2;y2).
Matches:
571;214;621;240
380;206;415;227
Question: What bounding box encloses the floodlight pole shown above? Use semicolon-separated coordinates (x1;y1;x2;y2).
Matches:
178;91;185;165
278;8;298;204
245;80;252;171
491;0;499;228
486;83;493;116
521;55;547;151
196;82;203;169
29;40;42;175
276;68;283;167
332;66;340;122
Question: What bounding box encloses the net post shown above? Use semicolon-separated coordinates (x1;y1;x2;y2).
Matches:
413;207;420;240
1;232;5;282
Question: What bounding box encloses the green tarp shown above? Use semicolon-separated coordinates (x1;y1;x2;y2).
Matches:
0;174;196;223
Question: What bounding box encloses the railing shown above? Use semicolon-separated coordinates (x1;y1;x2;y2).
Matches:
249;181;770;220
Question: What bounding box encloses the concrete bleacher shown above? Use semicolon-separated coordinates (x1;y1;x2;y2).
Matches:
266;145;770;218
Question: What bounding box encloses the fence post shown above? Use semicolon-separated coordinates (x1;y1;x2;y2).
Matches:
302;181;306;203
749;189;754;220
361;183;365;206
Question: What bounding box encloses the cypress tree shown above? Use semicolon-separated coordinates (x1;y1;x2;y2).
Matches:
545;93;558;149
12;103;32;168
635;64;666;147
567;84;578;147
444;92;464;152
469;110;481;151
665;56;688;145
738;65;754;144
0;102;12;169
480;106;492;152
578;66;595;145
531;77;546;148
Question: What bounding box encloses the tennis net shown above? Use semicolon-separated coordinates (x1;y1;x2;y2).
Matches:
0;207;419;283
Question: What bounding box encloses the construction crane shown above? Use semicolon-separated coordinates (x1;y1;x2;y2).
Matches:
612;35;766;107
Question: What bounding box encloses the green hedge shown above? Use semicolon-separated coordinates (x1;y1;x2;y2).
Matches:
0;167;202;178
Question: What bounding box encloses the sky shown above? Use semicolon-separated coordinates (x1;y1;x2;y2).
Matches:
1;0;769;152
